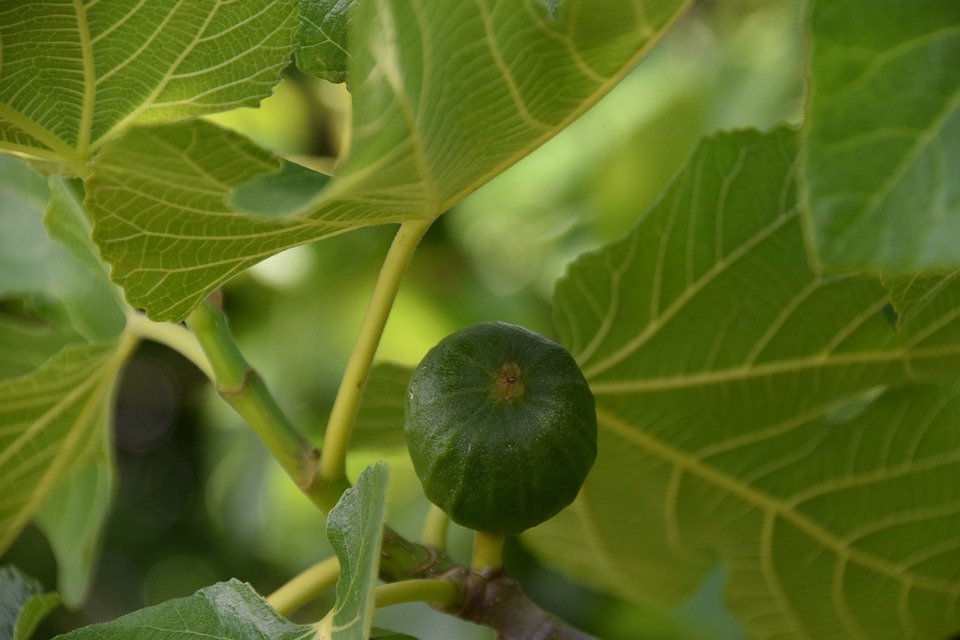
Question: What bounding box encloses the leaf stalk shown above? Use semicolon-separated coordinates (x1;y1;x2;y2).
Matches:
319;219;432;486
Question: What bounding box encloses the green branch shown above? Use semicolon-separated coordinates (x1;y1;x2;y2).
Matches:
319;219;432;486
187;301;347;509
374;578;462;609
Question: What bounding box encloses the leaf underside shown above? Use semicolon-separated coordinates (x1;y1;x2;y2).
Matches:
801;0;960;271
82;0;691;321
298;0;357;83
0;0;297;168
526;128;960;640
0;342;123;558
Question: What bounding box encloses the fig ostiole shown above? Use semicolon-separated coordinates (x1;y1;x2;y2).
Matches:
404;322;597;535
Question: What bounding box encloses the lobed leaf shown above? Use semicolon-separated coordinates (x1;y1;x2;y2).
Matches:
320;463;390;640
54;580;314;640
0;0;297;171
85;0;691;321
0;566;61;640
801;0;960;271
527;128;960;639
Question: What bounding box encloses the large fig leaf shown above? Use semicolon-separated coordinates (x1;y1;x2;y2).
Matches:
84;0;692;321
527;128;960;639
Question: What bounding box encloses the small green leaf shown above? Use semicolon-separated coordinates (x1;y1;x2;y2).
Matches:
298;0;357;83
321;463;390;640
0;0;298;171
54;580;313;640
351;364;411;453
528;128;960;639
0;566;61;640
86;0;691;321
801;0;960;270
0;340;131;557
36;438;115;608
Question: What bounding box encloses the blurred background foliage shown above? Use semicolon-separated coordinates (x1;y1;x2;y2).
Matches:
5;1;803;638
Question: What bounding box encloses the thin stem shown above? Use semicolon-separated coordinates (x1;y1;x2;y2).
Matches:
420;504;450;550
320;219;432;485
187;301;347;509
374;578;462;610
125;311;214;380
471;532;506;575
267;556;340;617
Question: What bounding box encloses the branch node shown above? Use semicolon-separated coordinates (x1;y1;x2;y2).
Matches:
217;368;258;397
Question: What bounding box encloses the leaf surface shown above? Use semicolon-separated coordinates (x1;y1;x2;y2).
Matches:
36;439;115;608
298;0;357;83
320;463;390;640
86;0;691;321
0;566;61;640
0;340;131;557
801;0;960;270
527;128;960;639
54;580;314;640
0;317;81;380
0;157;124;341
0;0;297;171
0;157;127;594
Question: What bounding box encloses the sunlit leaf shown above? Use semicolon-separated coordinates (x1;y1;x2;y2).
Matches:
0;566;61;640
36;438;114;608
0;340;132;557
86;0;691;321
55;580;314;640
319;463;390;640
527;128;960;639
0;0;297;173
801;0;960;270
298;0;357;83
